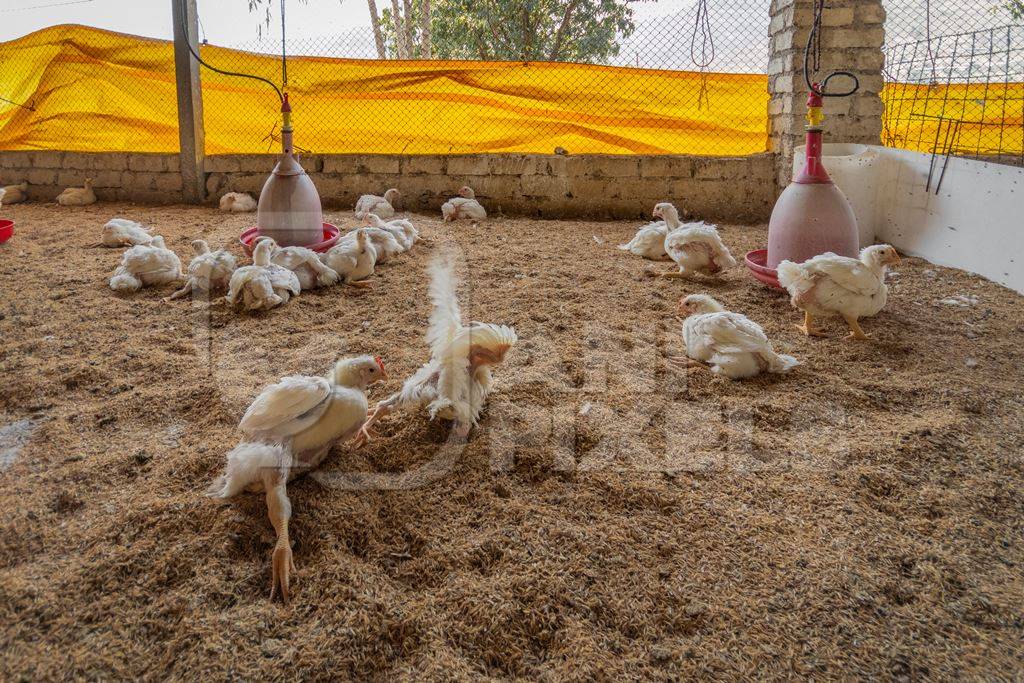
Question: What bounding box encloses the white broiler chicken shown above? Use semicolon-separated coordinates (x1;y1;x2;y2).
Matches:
100;218;154;247
441;186;487;222
252;235;339;290
658;222;737;278
618;202;682;260
671;294;798;380
364;213;419;251
356;251;517;443
320;229;376;287
339;226;403;263
220;192;257;213
225;237;301;311
777;244;901;340
355;188;401;219
109;236;184;292
0;188;5;208
57;178;96;206
2;182;28;204
167;239;237;301
207;355;388;602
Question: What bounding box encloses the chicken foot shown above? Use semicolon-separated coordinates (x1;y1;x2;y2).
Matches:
843;314;871;340
353;396;399;447
264;473;295;603
795;311;827;337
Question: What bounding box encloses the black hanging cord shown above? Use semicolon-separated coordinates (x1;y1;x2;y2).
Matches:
804;0;859;97
0;94;35;112
280;0;288;88
177;0;283;103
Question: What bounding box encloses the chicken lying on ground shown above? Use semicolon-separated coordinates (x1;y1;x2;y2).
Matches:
109;236;184;292
167;239;237;301
441;186;487;222
777;244;901;340
225;237;301;311
355;250;517;444
339;226;403;263
207;355;388;602
355;188;401;219
655;222;737;278
0;188;5;208
1;182;28;204
99;218;154;247
253;235;339;290
618;202;682;261
364;213;419;251
670;294;799;379
219;192;257;213
320;229;376;287
57;178;96;206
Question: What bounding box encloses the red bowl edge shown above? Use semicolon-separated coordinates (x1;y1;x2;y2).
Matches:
744;249;782;289
0;218;14;244
240;223;340;255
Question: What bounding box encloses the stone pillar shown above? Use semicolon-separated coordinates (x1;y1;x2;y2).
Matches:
767;0;886;188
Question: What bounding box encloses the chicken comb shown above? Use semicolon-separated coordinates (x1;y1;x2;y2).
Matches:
374;355;386;373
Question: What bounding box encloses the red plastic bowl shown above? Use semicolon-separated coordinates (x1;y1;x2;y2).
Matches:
0;219;13;245
240;223;340;256
745;249;782;289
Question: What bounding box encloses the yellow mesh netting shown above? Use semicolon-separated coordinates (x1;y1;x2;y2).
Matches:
881;82;1024;156
0;25;769;155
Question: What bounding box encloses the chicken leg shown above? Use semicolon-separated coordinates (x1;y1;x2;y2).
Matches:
263;473;294;603
353;397;398;447
666;355;707;370
795;311;827;337
842;314;870;340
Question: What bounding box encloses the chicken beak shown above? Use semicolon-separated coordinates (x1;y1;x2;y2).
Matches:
891;253;902;265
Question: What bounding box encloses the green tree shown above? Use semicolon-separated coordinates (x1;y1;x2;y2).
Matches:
375;0;638;62
1003;0;1024;18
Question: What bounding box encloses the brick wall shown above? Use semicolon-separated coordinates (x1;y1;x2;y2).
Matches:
0;151;182;204
767;0;886;187
1;151;777;222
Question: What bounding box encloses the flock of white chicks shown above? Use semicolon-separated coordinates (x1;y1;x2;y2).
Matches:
618;201;902;379
73;184;509;602
27;176;903;602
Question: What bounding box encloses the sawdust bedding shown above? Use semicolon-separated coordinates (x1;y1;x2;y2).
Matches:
1;202;1022;679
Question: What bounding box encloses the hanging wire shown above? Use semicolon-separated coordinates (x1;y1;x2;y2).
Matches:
0;94;35;112
689;0;714;109
804;0;860;97
178;0;283;103
280;0;288;89
924;0;938;84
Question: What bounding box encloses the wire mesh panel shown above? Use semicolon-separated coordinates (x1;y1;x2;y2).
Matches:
0;25;180;153
881;1;1023;165
200;0;771;156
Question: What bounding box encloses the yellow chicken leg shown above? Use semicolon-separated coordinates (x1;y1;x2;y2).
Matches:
795;311;827;337
843;314;871;340
265;476;294;603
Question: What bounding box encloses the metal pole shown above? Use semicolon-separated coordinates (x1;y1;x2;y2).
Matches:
172;0;206;204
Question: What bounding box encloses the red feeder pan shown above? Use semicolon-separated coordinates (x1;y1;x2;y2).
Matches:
240;223;340;256
745;249;781;289
0;219;13;245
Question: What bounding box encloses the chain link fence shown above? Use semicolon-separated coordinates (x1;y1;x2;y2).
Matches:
881;0;1024;165
198;0;770;156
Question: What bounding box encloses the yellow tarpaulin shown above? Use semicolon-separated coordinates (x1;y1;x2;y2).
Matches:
0;25;769;155
881;82;1024;156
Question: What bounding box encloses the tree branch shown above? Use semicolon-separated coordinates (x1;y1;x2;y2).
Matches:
549;0;581;61
420;0;432;58
366;0;387;59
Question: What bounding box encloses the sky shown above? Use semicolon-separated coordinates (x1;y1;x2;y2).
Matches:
0;0;683;46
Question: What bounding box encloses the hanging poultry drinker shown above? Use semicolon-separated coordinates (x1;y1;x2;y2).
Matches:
181;0;337;253
746;1;860;288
